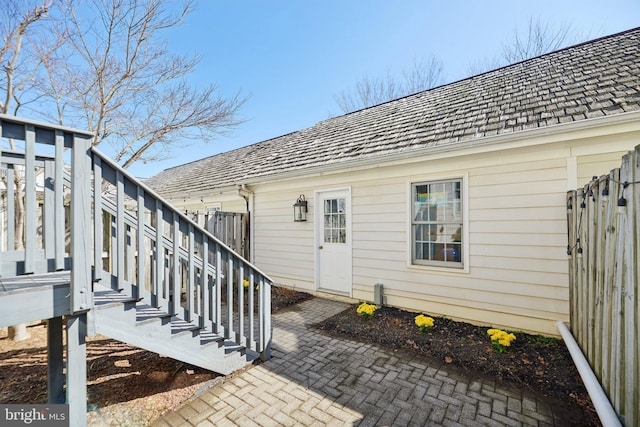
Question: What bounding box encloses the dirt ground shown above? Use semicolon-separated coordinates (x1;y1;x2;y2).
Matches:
0;288;598;426
0;286;312;426
314;304;600;426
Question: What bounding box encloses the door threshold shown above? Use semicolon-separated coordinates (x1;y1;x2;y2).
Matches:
317;288;350;297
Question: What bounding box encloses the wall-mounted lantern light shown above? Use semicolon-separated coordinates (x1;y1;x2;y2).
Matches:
293;195;308;222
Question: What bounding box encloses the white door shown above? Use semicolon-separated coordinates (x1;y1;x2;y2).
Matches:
316;189;351;295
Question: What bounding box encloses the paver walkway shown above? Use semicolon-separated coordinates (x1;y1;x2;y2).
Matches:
153;297;574;426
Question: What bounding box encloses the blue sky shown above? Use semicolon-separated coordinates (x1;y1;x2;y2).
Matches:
130;0;640;178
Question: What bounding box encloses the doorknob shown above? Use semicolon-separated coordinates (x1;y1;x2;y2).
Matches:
318;245;323;250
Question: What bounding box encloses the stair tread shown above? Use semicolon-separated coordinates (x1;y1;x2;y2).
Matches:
94;289;140;308
170;319;201;337
200;330;225;347
136;304;173;323
91;287;258;374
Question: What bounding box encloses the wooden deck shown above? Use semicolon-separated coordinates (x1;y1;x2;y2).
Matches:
0;114;272;426
0;272;71;327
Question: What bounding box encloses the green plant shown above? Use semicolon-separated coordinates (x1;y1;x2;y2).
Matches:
487;329;516;353
414;314;434;332
356;302;377;319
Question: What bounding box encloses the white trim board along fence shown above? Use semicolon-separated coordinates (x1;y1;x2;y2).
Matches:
566;145;639;426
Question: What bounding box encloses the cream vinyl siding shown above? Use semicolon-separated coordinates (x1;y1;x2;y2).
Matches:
577;151;629;184
252;135;640;335
252;186;316;288
249;145;571;335
187;127;640;336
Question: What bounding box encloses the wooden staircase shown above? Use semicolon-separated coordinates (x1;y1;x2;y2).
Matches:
92;286;257;375
0;114;272;425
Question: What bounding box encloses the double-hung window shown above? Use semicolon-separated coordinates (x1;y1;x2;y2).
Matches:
412;178;463;268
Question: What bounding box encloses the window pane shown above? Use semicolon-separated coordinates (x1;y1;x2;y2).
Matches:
412;178;463;268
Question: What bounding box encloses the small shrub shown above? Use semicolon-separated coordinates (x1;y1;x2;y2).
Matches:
414;314;435;332
487;329;516;353
356;302;377;319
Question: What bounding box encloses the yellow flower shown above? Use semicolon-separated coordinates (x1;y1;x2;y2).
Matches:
415;314;434;327
487;328;516;352
243;279;250;288
356;302;377;318
415;314;435;332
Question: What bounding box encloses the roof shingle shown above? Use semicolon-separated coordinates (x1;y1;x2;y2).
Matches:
147;28;640;196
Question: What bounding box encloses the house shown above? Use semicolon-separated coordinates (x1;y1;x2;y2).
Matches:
146;28;640;336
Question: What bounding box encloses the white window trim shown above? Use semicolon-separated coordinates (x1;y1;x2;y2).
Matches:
407;173;469;274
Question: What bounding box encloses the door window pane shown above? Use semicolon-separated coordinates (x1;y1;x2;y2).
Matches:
323;197;346;244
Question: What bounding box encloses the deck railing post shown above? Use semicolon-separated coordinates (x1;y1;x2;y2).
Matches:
259;276;271;360
71;134;93;313
66;313;87;427
47;316;65;404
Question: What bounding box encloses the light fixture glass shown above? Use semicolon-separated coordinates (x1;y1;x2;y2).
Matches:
293;195;308;222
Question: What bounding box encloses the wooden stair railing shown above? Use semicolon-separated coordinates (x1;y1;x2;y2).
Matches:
91;149;272;357
0;114;272;426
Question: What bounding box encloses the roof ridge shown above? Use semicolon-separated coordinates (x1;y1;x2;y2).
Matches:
326;26;640;119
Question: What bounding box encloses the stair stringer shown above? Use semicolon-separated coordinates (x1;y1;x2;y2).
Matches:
93;298;258;376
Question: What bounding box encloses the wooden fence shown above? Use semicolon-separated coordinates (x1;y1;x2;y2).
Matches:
191;210;249;260
566;145;639;426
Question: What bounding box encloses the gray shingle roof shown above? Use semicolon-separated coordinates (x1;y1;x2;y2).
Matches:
146;28;640;196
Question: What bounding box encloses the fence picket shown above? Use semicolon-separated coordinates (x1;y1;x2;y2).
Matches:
567;147;639;426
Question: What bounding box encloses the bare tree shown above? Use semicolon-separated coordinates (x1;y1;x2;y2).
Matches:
38;0;246;167
502;17;578;64
467;18;593;76
334;56;443;114
0;1;53;116
0;0;54;342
